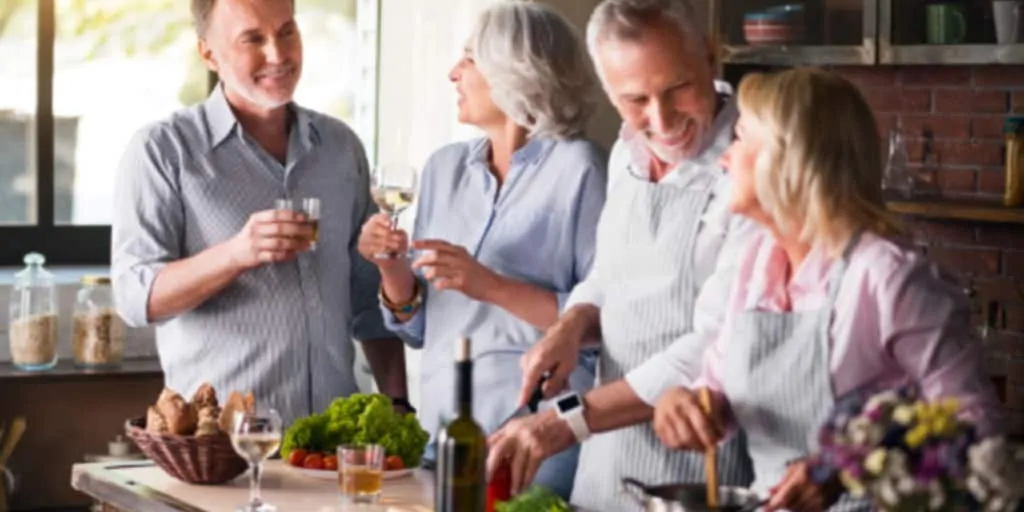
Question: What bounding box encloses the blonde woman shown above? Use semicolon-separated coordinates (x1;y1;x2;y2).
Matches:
650;68;1004;512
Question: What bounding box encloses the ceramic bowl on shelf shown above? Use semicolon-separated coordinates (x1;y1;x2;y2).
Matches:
743;4;805;45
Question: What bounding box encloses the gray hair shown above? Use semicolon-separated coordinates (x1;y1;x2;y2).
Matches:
469;2;597;139
586;0;709;60
191;0;295;38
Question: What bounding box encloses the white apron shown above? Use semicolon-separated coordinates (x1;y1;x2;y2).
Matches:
721;233;873;511
570;164;754;512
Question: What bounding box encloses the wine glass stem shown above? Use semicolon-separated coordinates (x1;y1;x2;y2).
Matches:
248;462;263;505
389;214;399;231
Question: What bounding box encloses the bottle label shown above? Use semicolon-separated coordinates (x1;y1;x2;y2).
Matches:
436;439;486;511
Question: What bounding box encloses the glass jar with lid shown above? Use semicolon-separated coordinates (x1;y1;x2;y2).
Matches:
8;252;59;371
73;275;126;368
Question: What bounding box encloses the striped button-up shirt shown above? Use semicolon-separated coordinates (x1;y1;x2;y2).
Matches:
382;137;607;438
111;86;392;426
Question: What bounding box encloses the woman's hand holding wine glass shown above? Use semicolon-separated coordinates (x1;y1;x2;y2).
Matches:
369;162;418;260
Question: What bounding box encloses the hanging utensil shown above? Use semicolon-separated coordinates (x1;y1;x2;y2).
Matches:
0;418;25;466
0;417;23;512
698;388;719;509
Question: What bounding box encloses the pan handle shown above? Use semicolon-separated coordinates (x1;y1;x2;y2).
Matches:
620;477;649;505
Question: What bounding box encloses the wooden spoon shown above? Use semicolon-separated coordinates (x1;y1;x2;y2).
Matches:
698;388;719;509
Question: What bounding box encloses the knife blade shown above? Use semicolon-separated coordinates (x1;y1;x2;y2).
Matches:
497;374;549;429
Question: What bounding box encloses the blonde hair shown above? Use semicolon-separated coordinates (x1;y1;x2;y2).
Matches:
737;67;901;256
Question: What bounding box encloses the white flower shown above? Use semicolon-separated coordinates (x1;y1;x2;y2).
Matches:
865;391;899;413
968;436;1024;507
927;479;946;510
968;474;991;502
892;405;915;425
876;478;900;507
865;449;887;475
885;450;911;478
847;417;871;444
985;496;1009;512
896;474;917;496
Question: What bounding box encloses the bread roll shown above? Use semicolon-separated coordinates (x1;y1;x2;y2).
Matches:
219;391;245;433
146;406;169;434
191;383;218;410
155;387;196;435
195;405;222;437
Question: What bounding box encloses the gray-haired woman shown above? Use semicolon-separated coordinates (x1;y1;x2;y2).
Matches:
357;1;608;499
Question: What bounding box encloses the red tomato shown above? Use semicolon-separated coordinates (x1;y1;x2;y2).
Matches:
385;455;404;471
323;454;338;471
287;449;308;467
303;453;325;470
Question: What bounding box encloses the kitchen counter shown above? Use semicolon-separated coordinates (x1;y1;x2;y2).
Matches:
0;358;162;380
72;460;434;511
71;460;602;511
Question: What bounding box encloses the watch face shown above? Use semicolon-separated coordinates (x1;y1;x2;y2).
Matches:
557;393;581;412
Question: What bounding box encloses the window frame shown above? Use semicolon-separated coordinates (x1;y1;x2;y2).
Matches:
1;0;382;267
0;0;213;266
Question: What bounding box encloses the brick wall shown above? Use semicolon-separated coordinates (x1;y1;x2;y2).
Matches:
832;65;1024;438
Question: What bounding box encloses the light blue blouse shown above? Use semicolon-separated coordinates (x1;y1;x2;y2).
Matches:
381;136;607;439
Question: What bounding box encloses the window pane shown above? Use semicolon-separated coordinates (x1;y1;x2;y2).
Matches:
293;0;377;160
0;0;38;225
54;0;207;225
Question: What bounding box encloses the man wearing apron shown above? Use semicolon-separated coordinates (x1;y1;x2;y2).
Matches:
487;2;756;510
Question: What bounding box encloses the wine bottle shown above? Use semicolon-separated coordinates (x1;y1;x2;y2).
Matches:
435;337;487;511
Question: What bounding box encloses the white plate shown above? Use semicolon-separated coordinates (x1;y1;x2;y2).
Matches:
288;465;415;481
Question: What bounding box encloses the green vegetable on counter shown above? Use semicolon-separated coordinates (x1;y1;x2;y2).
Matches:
495;486;571;512
280;393;430;467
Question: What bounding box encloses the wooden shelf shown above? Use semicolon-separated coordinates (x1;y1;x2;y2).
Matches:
886;198;1024;224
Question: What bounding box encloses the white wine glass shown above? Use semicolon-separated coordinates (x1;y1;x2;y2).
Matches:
231;407;282;512
370;162;418;260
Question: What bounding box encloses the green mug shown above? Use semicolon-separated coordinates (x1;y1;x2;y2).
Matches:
926;3;968;44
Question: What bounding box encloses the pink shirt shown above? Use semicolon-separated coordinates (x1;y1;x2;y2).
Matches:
697;230;1004;437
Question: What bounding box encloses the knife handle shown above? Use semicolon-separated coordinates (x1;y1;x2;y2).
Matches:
526;374;549;413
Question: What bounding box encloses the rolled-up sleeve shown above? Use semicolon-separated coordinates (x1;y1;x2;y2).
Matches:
374;148;444;348
380;284;427;348
625;215;760;405
110;126;184;328
882;257;1006;437
348;145;395;342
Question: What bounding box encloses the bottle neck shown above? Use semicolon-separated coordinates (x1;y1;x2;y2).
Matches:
455;360;472;417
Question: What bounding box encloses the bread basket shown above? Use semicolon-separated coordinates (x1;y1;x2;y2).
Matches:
124;417;248;485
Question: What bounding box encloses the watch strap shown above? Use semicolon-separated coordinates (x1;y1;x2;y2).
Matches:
563;409;591;442
380;281;423;315
390;397;417;414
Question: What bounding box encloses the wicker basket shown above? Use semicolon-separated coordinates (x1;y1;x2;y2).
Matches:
124;417;248;485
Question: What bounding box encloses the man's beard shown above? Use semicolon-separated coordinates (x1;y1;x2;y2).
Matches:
642;119;706;166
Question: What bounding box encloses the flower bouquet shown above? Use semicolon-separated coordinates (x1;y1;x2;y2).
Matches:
814;385;1023;512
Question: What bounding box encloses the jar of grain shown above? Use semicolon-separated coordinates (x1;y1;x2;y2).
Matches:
8;252;59;371
73;276;125;368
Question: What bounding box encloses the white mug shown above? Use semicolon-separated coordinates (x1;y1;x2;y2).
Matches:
993;0;1024;44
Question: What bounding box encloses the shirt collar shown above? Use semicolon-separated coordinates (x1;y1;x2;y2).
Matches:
746;234;834;311
203;84;320;150
467;137;554;169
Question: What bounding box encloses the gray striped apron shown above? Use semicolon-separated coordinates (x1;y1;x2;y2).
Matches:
721;233;872;511
571;168;753;512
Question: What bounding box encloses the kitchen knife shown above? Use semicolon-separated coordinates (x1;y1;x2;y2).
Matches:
497;374;549;429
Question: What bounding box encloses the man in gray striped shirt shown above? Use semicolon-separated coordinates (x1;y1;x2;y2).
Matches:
111;0;407;427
